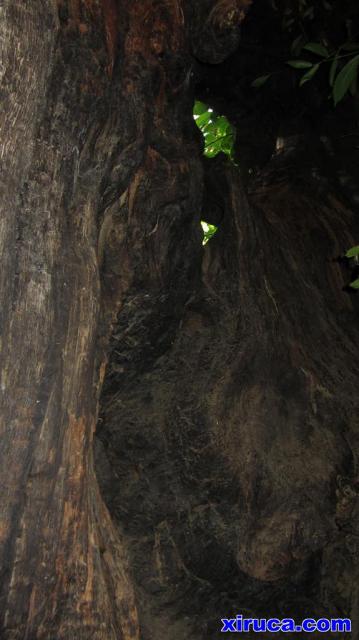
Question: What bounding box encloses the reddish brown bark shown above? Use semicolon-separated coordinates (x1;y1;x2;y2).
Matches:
2;1;359;639
0;2;140;637
0;1;246;638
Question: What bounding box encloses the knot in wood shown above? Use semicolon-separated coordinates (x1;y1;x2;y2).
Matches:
210;0;252;29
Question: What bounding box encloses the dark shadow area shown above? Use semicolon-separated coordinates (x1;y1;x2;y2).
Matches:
95;2;359;638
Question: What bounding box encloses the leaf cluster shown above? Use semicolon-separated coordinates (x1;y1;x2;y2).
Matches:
287;45;359;105
193;101;236;160
251;1;359;107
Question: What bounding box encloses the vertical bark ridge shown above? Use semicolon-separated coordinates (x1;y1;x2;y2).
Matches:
0;2;140;637
1;0;242;636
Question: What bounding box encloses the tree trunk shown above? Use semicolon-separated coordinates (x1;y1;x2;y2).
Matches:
0;2;141;638
0;0;250;638
97;149;359;639
1;1;359;639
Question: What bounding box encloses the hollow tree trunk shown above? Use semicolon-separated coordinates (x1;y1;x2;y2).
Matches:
0;0;250;638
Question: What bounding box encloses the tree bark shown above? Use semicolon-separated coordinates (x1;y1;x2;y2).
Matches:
0;2;141;638
0;0;251;638
1;1;359;639
97;148;359;638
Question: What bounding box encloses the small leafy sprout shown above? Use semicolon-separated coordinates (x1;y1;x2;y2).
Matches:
201;221;218;246
193;101;236;160
345;245;359;289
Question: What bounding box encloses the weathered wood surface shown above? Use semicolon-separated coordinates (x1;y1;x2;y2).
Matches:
1;0;359;639
0;2;140;638
97;151;359;638
0;0;251;638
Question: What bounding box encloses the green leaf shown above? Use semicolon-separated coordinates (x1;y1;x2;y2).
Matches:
349;278;359;289
333;55;359;105
193;101;208;116
193;101;235;161
201;125;213;138
341;43;359;52
291;35;304;55
204;132;217;144
196;111;212;128
329;54;339;87
251;74;272;88
345;245;359;258
303;42;329;57
350;73;358;96
299;63;320;86
201;221;218;245
216;116;228;130
287;60;313;69
207;140;222;156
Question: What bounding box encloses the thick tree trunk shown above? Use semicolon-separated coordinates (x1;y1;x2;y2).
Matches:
0;3;140;638
0;0;250;638
1;1;359;639
97;149;359;639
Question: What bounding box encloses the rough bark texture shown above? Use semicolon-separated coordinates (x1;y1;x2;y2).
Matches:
0;2;141;638
97;151;359;639
1;0;359;639
0;0;250;638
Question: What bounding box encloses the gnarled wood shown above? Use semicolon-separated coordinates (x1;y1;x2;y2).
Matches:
2;0;359;638
0;2;140;637
0;0;247;637
97;150;359;637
